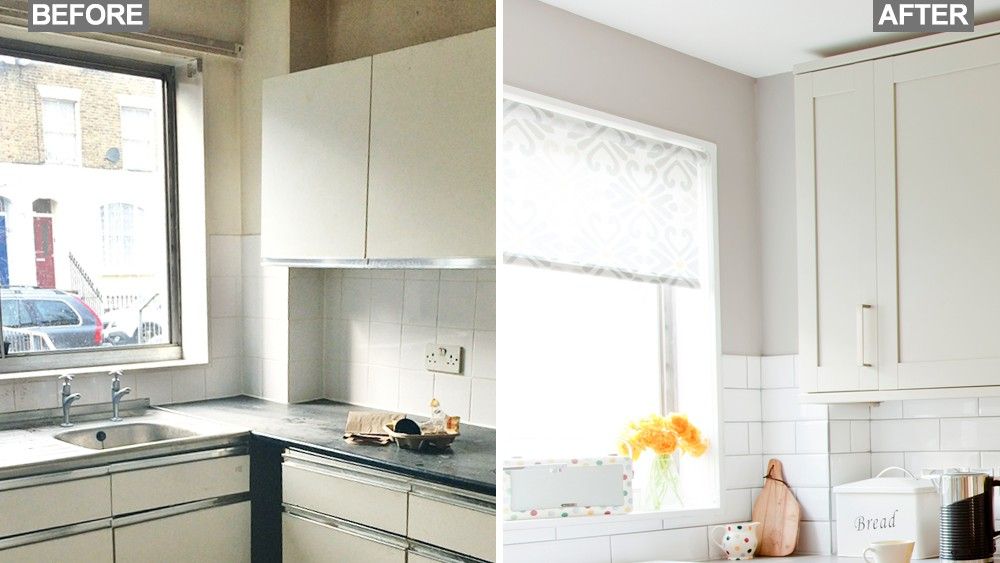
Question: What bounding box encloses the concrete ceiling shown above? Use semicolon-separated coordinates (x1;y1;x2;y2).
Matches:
536;0;1000;77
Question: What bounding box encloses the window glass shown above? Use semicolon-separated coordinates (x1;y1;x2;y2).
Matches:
0;53;173;355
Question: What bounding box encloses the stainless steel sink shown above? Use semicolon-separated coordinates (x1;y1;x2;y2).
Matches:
54;423;199;450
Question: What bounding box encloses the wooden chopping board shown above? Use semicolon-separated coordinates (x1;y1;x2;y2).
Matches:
751;458;800;556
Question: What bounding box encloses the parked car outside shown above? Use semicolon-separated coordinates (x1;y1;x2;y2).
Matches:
0;287;103;351
102;300;167;346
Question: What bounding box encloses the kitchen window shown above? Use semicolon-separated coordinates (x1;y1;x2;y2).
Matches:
0;40;187;373
502;89;722;514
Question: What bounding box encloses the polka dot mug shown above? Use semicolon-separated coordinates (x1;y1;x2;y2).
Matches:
709;522;761;560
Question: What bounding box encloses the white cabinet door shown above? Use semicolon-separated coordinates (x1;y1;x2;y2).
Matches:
0;475;111;538
795;61;879;393
261;56;372;261
408;487;495;562
874;34;1000;390
367;28;496;259
0;529;113;563
114;502;250;563
282;512;407;563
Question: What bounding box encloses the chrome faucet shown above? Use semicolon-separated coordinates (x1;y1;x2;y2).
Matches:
59;374;81;427
110;371;131;422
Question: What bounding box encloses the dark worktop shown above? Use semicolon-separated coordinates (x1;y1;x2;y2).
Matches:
161;396;496;496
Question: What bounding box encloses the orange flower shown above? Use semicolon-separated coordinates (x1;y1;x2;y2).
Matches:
619;412;710;461
651;431;678;455
668;413;691;436
680;437;708;457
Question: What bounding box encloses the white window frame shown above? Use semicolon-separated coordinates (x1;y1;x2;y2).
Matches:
0;34;209;378
37;84;82;166
501;85;725;532
118;94;157;172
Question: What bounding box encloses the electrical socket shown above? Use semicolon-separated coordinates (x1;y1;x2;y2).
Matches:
424;344;463;375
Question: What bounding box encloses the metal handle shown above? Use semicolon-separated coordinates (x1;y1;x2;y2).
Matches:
857;304;872;368
58;373;74;382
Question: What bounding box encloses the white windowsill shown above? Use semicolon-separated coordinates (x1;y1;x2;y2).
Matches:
503;505;724;540
0;356;207;382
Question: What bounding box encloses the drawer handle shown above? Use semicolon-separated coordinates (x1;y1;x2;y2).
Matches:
284;460;411;493
410;487;495;515
284;506;408;550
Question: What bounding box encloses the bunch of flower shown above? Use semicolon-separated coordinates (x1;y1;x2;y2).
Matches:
618;413;709;460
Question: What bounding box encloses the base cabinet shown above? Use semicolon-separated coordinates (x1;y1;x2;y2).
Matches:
0;529;112;563
114;502;250;563
282;512;407;563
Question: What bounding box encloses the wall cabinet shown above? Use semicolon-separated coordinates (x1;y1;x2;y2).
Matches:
261;28;496;266
797;32;1000;399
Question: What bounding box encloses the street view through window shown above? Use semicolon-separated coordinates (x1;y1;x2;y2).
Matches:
0;52;171;354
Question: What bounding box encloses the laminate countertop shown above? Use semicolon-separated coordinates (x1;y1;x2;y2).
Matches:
162;396;496;496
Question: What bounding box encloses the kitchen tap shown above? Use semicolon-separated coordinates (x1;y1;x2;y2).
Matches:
59;374;81;427
110;371;131;422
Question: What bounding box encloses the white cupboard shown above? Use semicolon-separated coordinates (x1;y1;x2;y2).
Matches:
114;502;250;563
796;28;1000;399
0;529;113;563
261;28;496;266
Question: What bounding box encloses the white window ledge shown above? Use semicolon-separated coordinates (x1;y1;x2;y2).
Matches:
502;505;724;543
0;356;208;382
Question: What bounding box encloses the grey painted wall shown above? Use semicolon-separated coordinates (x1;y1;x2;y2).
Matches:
504;0;762;355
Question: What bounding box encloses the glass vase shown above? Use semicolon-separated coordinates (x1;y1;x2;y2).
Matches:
646;453;682;511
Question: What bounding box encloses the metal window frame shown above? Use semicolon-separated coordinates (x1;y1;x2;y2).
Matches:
0;37;183;373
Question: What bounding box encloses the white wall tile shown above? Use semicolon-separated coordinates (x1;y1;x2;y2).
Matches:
761;355;795;389
902;398;978;419
829;421;851;454
323;272;342;319
870;452;905;476
904;451;981;476
206;357;242;398
721;355;747;389
830;452;870;486
402;279;439;327
870;419;939;452
980;397;1000;416
795;421;829;454
505;537;610;563
870;401;903;419
725;455;764;489
748;422;763;454
557;518;662;540
208;235;241;277
851;421;871;452
341;277;372;321
209;317;242;359
288;270;324;320
400;325;437;371
368;365;400;408
724;423;749;455
471;330;496;379
796;521;832;554
14;379;57;411
793;487;831;522
747;356;762;389
172;368;207;403
434;374;471;419
368;322;401;367
135;372;172;406
721;488;752;524
209;275;241;318
829;403;870;420
438;280;477;328
470;378;496;427
762;422;795;454
762;388;826;421
610;526;708;563
771;454;830;487
397;369;434;416
940;418;1000;451
407;270;442;281
474;281;496;330
722;388;762;422
369;279;404;323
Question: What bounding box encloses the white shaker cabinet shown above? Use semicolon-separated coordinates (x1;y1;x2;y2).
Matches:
797;29;1000;399
795;61;879;394
873;34;1000;391
366;27;496;259
261;56;372;262
261;28;496;266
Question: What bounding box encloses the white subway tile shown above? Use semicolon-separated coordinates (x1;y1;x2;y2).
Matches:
171;368;206;404
402;279;439;326
240;235;262;278
342;277;372;321
556;517;661;540
795;421;829;454
470;378;496;427
724;455;764;489
748;422;763;454
288;358;323;403
770;454;830;487
434;374;471;419
368;322;401;367
261;358;288;402
243;358;263;398
208;235;241;277
438;280;477;328
471;330;496;379
851;420;871;452
209;317;241;360
135;372;172;406
400;325;437;371
289;318;323;362
368;365;400;409
762;355;796;389
721;488;752;524
261;273;290;320
370;279;404;323
903;398;978;419
343;363;369;405
505;537;610;563
721;355;747;389
870;419;939;452
209;275;241;318
345;320;370;364
941;418;1000;451
870;401;902;419
762;388;827;421
722;388;762;422
829;403;871;420
609;526;707;563
870;452;905;476
289;270;324;320
762;422;796;454
904;451;981;476
793;487;831;522
474;281;496;330
980;397;1000;416
397;369;434;416
830;452;870;486
796;521;832;554
747;356;762;389
724;423;749;456
323;272;342;319
829;421;851;454
980;451;1000;474
206;357;242;399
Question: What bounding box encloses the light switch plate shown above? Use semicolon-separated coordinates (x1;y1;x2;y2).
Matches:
424;344;463;374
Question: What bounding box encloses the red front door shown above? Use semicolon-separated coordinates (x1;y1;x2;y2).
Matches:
34;216;55;288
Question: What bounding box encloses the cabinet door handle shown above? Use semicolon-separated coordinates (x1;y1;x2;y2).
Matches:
857;304;872;368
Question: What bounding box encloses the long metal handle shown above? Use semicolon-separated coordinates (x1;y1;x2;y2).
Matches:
857;304;872;368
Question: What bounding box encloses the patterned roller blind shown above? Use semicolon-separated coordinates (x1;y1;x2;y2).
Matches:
501;99;709;288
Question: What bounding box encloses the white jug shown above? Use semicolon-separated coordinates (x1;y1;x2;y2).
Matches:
710;522;761;560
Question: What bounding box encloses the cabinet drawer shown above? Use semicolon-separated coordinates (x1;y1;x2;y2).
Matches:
114;501;250;563
0;528;112;563
111;454;249;515
282;510;407;563
0;475;110;538
282;451;408;535
408;487;495;561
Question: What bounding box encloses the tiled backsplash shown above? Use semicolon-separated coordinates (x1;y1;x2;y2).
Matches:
321;268;496;427
0;234;245;413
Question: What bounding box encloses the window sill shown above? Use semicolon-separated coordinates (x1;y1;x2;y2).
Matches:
0;355;207;382
502;504;724;540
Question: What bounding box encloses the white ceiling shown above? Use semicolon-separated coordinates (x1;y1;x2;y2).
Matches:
537;0;1000;77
